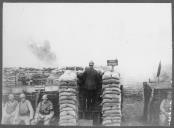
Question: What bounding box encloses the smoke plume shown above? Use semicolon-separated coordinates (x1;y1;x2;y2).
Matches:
28;40;57;64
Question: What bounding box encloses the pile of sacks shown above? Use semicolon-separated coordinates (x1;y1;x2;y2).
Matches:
58;71;78;126
102;71;122;126
3;71;16;87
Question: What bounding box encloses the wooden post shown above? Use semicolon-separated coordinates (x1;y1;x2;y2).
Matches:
111;65;114;72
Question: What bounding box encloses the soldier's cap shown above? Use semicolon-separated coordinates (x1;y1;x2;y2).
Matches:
42;94;48;100
20;93;26;98
89;61;94;66
8;94;14;98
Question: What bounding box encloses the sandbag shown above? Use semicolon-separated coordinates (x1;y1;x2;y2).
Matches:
59;71;78;126
102;106;121;112
60;107;76;113
102;71;120;79
101;71;122;126
103;109;121;115
59;115;75;120
102;91;120;96
102;98;121;104
60;110;76;117
59;97;77;102
102;79;120;85
103;87;121;92
102;94;121;99
102;84;121;89
59;100;77;105
60;104;77;110
59;92;76;97
59;70;77;81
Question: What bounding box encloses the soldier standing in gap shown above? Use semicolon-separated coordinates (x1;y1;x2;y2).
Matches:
32;94;54;125
15;93;34;125
1;94;18;124
81;61;101;114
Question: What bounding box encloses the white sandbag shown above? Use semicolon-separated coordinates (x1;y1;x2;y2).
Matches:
59;70;77;81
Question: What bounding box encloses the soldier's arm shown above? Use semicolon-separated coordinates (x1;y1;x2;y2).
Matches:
11;101;18;116
160;99;168;116
14;104;19;120
2;103;7;117
48;102;54;118
27;100;34;119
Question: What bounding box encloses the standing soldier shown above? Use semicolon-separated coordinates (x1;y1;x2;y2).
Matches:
1;94;18;124
32;94;54;125
15;93;34;125
81;61;101;116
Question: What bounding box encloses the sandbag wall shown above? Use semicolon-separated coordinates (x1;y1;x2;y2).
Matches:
102;71;122;126
58;71;79;126
3;70;16;87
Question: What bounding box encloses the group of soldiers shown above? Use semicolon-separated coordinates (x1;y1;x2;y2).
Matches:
2;93;54;125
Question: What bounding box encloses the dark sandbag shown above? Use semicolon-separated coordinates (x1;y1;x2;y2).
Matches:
102;94;121;99
102;84;120;89
59;100;77;105
103;109;121;115
102;98;121;104
102;77;120;81
102;106;121;112
103;116;121;121
60;110;76;117
102;113;122;118
102;79;120;85
102;103;120;108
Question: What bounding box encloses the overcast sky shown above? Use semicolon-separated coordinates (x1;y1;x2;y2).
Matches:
3;3;172;83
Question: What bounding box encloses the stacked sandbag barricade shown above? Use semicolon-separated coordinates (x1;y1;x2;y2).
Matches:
102;71;122;126
58;71;79;126
3;69;17;87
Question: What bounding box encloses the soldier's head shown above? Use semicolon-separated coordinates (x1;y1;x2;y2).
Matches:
8;94;14;101
20;93;26;102
166;91;172;100
42;94;48;102
89;61;94;68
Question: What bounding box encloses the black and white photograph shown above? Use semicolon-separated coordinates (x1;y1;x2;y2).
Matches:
2;3;172;126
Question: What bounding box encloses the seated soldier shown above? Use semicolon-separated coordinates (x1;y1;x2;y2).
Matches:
1;94;18;124
159;91;172;126
32;94;54;125
15;93;34;125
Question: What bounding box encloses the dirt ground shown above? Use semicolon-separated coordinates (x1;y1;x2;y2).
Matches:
121;96;145;126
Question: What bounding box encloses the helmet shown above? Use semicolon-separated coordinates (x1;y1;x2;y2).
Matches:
20;93;26;98
42;94;48;100
89;61;94;66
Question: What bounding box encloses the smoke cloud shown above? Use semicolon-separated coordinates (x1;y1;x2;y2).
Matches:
28;40;57;64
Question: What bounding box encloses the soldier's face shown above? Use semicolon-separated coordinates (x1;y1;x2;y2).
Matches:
9;96;14;101
89;65;93;68
21;97;25;102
